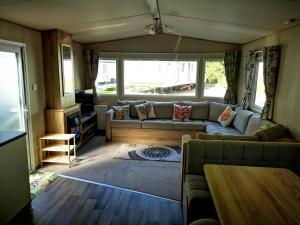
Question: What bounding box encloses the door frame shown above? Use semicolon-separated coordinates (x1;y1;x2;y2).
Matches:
0;39;35;172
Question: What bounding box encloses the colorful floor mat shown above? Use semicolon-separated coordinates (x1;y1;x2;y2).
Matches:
29;171;59;200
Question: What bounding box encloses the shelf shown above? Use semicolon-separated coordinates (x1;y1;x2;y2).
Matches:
81;133;95;145
42;155;76;164
40;133;76;141
82;123;96;135
81;112;97;123
41;144;75;152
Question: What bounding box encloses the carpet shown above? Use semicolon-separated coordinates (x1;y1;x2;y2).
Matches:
40;136;181;201
113;143;181;162
29;171;59;200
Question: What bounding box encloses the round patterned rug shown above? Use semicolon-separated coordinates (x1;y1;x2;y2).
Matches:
113;144;181;162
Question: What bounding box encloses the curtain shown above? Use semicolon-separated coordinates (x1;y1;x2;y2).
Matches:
84;49;99;103
261;45;281;120
224;50;240;104
242;52;257;109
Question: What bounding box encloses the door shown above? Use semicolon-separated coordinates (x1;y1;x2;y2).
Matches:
0;42;33;171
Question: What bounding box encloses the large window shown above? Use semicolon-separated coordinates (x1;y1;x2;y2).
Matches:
123;60;197;96
95;59;117;95
252;59;266;109
203;59;226;98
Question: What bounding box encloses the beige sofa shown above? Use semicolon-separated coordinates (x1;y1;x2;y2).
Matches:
181;137;300;224
105;100;284;144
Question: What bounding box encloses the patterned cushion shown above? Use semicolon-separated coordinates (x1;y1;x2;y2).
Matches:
217;106;237;127
206;124;242;136
135;102;156;121
173;104;192;121
117;100;147;118
112;105;130;120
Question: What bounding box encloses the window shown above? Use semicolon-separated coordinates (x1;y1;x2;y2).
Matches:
0;46;26;131
95;59;117;95
123;60;197;96
252;59;266;109
203;59;226;98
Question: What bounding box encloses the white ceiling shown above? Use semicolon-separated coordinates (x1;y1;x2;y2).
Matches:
0;0;300;44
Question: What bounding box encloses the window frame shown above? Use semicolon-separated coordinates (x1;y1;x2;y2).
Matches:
201;57;226;100
250;56;264;113
122;58;199;98
95;57;119;96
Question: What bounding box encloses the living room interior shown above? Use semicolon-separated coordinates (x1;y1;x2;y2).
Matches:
0;1;300;225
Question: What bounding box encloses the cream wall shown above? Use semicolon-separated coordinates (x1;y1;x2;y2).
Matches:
0;19;46;168
238;24;300;140
84;34;240;105
0;136;30;224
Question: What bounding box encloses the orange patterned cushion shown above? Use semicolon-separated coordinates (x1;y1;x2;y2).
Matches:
218;106;237;127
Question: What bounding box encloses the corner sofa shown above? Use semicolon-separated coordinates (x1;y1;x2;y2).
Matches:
181;137;300;224
105;100;285;144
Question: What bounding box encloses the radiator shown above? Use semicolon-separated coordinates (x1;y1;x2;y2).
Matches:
94;105;108;130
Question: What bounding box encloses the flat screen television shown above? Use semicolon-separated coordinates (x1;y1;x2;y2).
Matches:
75;89;94;115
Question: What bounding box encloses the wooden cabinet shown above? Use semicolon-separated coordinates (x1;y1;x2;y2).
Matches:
42;29;75;109
45;104;81;134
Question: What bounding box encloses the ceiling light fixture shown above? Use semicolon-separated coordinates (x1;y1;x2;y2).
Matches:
144;17;162;35
284;18;297;25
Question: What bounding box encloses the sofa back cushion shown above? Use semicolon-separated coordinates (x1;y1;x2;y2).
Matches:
181;101;209;120
152;101;178;119
208;102;228;122
244;115;275;135
117;100;147;119
232;108;254;133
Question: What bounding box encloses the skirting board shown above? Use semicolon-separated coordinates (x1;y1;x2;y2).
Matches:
112;128;199;146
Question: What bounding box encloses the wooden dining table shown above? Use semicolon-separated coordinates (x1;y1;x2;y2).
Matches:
204;164;300;225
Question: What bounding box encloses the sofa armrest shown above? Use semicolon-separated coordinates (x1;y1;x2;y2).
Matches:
105;108;114;141
184;139;300;176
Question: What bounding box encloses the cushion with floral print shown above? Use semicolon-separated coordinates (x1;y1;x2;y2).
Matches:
112;105;130;120
217;106;237;127
173;104;192;121
135;102;157;121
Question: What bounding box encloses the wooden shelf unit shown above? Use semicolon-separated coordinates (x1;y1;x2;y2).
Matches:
39;133;76;166
80;112;97;144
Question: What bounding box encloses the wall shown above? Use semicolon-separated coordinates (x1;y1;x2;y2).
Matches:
238;24;300;140
0;136;31;224
0;19;45;168
84;34;240;105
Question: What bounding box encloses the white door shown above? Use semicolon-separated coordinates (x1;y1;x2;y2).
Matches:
0;42;33;172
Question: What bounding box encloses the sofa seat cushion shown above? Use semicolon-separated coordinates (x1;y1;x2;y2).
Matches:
111;120;142;128
174;120;206;131
232;108;254;134
206;124;242;136
142;120;173;129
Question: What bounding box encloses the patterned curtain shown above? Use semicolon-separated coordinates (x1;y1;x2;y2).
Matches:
84;49;99;103
224;50;240;104
261;46;281;120
242;52;257;109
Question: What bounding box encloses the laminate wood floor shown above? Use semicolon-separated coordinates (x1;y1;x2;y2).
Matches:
9;177;183;225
